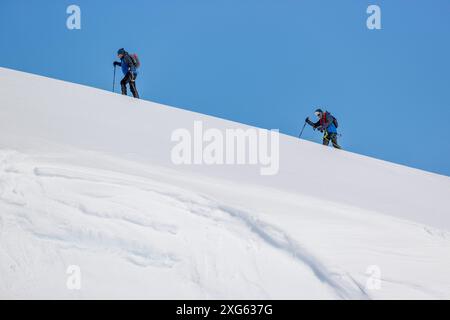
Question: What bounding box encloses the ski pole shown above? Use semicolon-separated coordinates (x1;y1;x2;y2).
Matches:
112;65;117;92
298;121;307;138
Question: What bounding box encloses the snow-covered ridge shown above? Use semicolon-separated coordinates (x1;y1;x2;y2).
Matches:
1;67;449;299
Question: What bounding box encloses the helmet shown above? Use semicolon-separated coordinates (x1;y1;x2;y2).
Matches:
117;48;126;55
314;108;323;117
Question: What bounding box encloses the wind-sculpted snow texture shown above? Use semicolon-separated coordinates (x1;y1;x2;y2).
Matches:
1;68;450;299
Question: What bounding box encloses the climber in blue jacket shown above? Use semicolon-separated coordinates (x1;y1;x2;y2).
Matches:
113;48;139;99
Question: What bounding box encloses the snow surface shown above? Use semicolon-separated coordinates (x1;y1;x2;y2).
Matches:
0;67;450;299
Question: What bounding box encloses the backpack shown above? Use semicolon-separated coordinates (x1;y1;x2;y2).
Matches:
325;112;339;128
130;53;141;68
332;115;339;128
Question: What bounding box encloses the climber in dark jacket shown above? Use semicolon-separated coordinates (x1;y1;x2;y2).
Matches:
306;108;341;149
113;48;139;99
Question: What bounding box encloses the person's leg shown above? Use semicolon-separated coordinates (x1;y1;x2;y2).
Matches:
330;133;342;149
322;132;330;146
129;73;139;99
120;73;131;95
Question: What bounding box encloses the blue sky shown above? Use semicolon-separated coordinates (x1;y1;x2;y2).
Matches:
1;0;450;176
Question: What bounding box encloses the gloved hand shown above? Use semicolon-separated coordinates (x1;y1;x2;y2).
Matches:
113;61;121;67
305;117;309;123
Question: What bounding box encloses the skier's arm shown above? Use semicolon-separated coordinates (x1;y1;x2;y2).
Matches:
113;61;121;67
305;118;320;128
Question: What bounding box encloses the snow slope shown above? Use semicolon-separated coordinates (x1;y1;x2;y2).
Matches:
0;67;449;299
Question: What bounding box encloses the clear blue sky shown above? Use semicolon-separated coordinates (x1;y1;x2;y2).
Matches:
1;0;449;176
